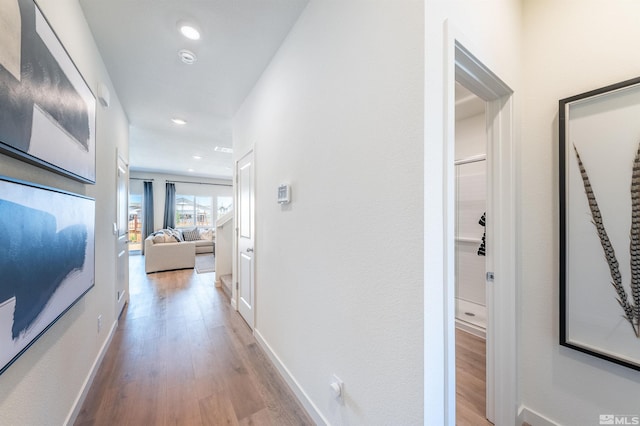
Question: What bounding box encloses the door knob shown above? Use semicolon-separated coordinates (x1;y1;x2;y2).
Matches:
246;248;254;252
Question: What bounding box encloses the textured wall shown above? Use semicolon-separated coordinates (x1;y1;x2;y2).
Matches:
0;0;128;424
520;0;640;423
233;1;424;424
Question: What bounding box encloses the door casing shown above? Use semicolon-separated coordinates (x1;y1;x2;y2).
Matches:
443;24;517;425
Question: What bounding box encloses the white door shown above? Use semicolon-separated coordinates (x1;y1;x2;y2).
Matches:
237;150;255;329
116;154;129;316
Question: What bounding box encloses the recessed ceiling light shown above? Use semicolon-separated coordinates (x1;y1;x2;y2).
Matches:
188;168;194;172
179;23;200;40
214;146;233;154
178;49;197;65
171;118;187;125
192;155;202;160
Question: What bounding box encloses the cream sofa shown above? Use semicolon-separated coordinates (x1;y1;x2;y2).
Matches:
144;238;196;273
195;239;214;254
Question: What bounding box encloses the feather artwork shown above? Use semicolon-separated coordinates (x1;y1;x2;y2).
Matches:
573;144;639;337
631;143;640;333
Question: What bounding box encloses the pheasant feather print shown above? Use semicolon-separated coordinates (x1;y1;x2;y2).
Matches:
574;143;639;337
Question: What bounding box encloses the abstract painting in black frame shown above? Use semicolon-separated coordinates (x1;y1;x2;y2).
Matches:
0;0;96;183
560;76;640;371
0;176;95;375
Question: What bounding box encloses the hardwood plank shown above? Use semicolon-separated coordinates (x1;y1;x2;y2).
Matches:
244;342;315;426
199;392;239;426
75;255;313;426
238;408;274;426
164;378;203;426
456;328;492;426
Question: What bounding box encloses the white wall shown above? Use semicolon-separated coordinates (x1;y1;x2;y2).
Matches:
233;0;424;424
129;171;232;231
0;0;129;424
424;0;522;422
520;1;640;424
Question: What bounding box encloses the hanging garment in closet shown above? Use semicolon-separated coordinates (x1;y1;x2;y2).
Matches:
477;212;486;256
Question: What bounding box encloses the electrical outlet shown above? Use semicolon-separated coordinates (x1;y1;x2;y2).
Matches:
97;315;102;333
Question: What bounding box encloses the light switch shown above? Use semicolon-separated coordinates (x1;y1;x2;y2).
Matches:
277;184;291;204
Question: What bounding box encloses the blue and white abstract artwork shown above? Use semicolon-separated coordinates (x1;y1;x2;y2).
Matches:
0;177;95;375
0;0;96;183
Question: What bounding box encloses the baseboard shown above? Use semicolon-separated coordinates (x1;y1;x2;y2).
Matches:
455;318;486;339
254;329;329;426
231;297;237;310
220;284;232;301
64;319;118;426
518;406;560;426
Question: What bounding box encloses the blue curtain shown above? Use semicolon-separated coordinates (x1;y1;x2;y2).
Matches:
141;181;154;254
163;182;176;229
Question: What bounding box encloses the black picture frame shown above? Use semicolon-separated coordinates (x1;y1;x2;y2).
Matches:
0;0;96;183
560;76;640;371
0;176;95;375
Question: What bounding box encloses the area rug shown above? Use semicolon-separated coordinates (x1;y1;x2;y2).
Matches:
195;254;215;273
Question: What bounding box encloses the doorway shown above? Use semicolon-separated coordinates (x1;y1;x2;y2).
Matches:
454;82;490;424
445;40;517;425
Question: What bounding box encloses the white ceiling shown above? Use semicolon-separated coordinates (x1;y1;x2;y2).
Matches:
79;0;309;180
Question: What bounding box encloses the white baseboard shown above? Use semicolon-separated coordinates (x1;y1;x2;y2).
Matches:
518;406;560;426
254;329;328;426
64;319;118;426
455;318;486;339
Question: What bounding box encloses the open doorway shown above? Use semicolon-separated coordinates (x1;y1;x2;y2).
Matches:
445;40;517;425
454;82;490;425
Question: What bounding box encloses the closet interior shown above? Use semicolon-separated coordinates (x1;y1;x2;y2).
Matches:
454;83;487;338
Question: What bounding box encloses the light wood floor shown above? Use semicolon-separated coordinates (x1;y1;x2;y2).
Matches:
456;328;493;426
75;255;313;426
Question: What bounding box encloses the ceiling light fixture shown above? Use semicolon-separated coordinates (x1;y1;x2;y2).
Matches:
192;155;202;160
179;23;201;40
178;49;197;65
214;146;233;154
188;168;195;172
171;118;187;125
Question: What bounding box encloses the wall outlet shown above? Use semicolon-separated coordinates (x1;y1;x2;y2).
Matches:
97;315;102;333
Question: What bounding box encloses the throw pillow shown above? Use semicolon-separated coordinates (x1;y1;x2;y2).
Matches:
183;228;200;241
167;228;181;242
199;228;214;241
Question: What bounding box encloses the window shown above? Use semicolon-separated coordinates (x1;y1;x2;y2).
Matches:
176;195;213;228
217;196;233;218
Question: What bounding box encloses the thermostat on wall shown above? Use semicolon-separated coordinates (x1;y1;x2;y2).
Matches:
277;184;291;204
